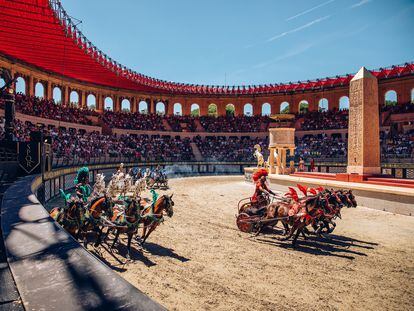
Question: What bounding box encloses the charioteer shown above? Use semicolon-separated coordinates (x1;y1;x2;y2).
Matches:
74;166;92;203
248;168;276;215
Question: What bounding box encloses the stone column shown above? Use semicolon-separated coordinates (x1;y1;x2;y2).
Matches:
27;76;34;96
114;95;120;112
130;97;137;113
63;86;69;106
46;80;52;100
269;148;275;174
347;67;381;175
80;90;86;108
96;93;104;112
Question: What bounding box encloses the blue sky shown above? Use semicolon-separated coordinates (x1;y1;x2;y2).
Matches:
60;0;414;86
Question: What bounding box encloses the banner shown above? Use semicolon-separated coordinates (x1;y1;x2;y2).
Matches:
17;142;41;175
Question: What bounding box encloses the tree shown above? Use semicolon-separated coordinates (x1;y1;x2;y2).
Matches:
226;104;235;116
208;104;217;116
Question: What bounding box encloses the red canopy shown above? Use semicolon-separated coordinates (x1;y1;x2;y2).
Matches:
0;0;412;96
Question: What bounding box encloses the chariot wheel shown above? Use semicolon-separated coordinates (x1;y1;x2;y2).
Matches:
236;213;257;233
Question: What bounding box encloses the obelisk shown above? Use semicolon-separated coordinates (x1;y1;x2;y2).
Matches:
347;67;381;175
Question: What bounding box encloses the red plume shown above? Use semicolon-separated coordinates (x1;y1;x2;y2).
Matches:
316;186;324;192
309;188;317;195
297;184;308;197
287;187;299;202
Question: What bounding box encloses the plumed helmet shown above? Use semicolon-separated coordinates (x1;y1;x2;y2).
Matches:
252;168;268;181
74;167;89;184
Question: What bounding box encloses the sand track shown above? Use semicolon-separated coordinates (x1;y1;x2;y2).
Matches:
88;176;414;311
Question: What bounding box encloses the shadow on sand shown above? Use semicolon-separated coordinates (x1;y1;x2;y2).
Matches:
94;234;189;267
252;227;378;260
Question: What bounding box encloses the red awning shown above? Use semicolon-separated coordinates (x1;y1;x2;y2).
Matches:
0;0;412;96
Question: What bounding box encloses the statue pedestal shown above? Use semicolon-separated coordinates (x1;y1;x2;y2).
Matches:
268;128;295;175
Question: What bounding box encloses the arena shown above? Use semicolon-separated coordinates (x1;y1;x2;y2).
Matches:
86;176;414;311
0;1;414;310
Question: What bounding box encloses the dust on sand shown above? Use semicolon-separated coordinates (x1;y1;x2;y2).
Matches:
89;176;414;311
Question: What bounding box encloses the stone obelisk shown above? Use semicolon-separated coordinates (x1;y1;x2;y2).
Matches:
347;67;381;175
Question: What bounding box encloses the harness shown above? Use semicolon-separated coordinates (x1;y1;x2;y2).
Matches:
141;190;165;224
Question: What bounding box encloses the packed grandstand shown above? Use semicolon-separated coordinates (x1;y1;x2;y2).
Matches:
1;93;414;165
0;0;413;169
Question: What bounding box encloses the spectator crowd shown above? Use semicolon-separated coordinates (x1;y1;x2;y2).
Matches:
1;93;414;164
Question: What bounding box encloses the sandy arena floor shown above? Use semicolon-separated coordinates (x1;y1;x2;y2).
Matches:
88;176;414;311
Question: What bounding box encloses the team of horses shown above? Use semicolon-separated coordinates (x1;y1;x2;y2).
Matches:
237;185;357;246
50;191;174;259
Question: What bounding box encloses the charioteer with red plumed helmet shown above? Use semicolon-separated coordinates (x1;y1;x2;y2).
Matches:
247;168;276;215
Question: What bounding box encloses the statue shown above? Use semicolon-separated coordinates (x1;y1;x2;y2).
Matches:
253;144;265;168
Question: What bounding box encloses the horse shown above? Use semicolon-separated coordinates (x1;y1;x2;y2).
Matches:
90;173;106;198
79;195;113;248
103;198;142;259
140;194;174;246
278;195;324;246
50;198;85;237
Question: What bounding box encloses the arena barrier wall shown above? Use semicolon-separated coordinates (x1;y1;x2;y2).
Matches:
1;174;166;310
0;161;254;310
244;168;414;216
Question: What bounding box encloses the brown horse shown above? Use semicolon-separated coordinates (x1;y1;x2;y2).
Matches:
104;198;142;259
140;194;174;246
50;199;85;237
278;196;325;246
79;196;113;247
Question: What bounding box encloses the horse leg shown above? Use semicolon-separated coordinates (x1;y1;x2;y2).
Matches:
142;224;157;246
292;226;303;247
279;221;300;241
112;230;120;249
126;232;133;259
254;223;263;236
300;227;308;240
141;224;147;244
282;221;290;235
94;226;104;247
103;227;113;243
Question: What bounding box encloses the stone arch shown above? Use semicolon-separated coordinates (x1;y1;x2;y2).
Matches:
15;77;26;94
299;100;309;114
87;94;96;110
262;103;271;116
191;103;200;116
208;103;218;117
139;100;148;114
280;101;290;114
411;88;414;103
226;103;235;117
174;103;182;115
104;97;113;111
244;103;253;116
121;98;131;112
35;82;45;98
70;90;79;105
53;87;62;104
318;98;329;111
339;96;349;110
156;101;165;115
384;90;397;106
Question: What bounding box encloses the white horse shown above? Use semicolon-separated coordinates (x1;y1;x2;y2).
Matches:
90;173;106;199
254;144;265;167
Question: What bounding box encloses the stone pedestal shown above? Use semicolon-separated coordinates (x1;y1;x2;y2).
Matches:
268;128;295;174
347;67;381;175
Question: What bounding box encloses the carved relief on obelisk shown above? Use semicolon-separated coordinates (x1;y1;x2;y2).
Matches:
347;67;381;175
